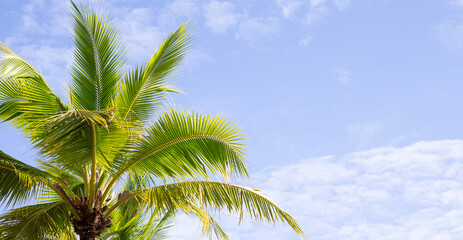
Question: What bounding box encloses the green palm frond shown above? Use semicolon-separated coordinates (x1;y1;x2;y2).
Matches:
143;209;175;240
139;181;305;238
29;109;129;174
101;210;174;240
112;109;247;180
102;192;174;240
116;22;190;123
0;150;49;207
182;202;229;240
0;201;74;240
38;161;83;188
0;42;40;79
69;1;126;110
102;109;248;203
0;42;66;128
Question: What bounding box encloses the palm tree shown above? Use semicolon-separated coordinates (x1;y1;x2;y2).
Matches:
0;2;305;240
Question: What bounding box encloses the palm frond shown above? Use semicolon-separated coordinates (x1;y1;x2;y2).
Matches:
0;42;66;130
111;109;247;181
0;42;43;80
182;203;229;240
69;1;126;110
139;181;306;238
116;22;191;122
32;110;129;174
0;150;49;207
143;209;175;240
102;193;174;240
0;201;74;240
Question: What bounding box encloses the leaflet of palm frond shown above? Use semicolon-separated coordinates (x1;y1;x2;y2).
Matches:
115;23;190;123
0;201;74;240
0;151;49;207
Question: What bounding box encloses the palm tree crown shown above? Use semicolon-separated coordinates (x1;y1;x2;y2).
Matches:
0;1;305;239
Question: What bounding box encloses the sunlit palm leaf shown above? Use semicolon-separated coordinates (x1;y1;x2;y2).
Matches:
0;42;66;131
32;110;129;174
0;150;49;207
181;202;229;240
69;1;126;110
106;109;248;199
116;23;190;122
139;181;306;238
0;201;74;240
102;187;174;240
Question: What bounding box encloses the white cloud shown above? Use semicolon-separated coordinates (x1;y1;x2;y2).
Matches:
117;8;166;61
299;35;312;46
20;0;69;36
184;49;214;69
305;6;329;25
275;0;304;18
235;18;280;43
434;22;463;49
165;0;200;18
203;0;240;33
336;68;352;84
16;44;71;93
169;140;463;239
334;0;351;10
310;0;329;7
157;0;200;27
274;0;353;26
450;0;463;7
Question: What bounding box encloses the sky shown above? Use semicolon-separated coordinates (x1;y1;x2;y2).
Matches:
1;0;463;239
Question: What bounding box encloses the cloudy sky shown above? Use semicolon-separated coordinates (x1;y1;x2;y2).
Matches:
2;0;463;239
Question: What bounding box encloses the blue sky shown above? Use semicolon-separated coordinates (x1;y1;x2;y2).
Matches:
2;0;463;239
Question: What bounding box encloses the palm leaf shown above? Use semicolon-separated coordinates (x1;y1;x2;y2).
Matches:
181;203;229;240
0;150;49;207
0;201;75;240
116;22;190;122
103;109;248;202
143;209;175;240
32;110;129;174
69;1;126;110
138;181;305;238
0;42;66;130
113;109;247;179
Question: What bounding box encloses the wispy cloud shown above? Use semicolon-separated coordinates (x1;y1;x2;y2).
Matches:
170;140;463;239
449;0;463;7
275;0;352;25
434;22;463;50
275;0;304;18
117;7;165;61
203;0;240;33
334;0;351;10
235;17;281;44
299;35;313;47
336;68;352;84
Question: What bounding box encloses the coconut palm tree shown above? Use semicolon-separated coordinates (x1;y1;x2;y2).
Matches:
0;2;305;240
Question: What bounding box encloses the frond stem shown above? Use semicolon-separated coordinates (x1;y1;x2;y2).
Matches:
88;123;97;209
46;181;81;220
103;190;143;218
